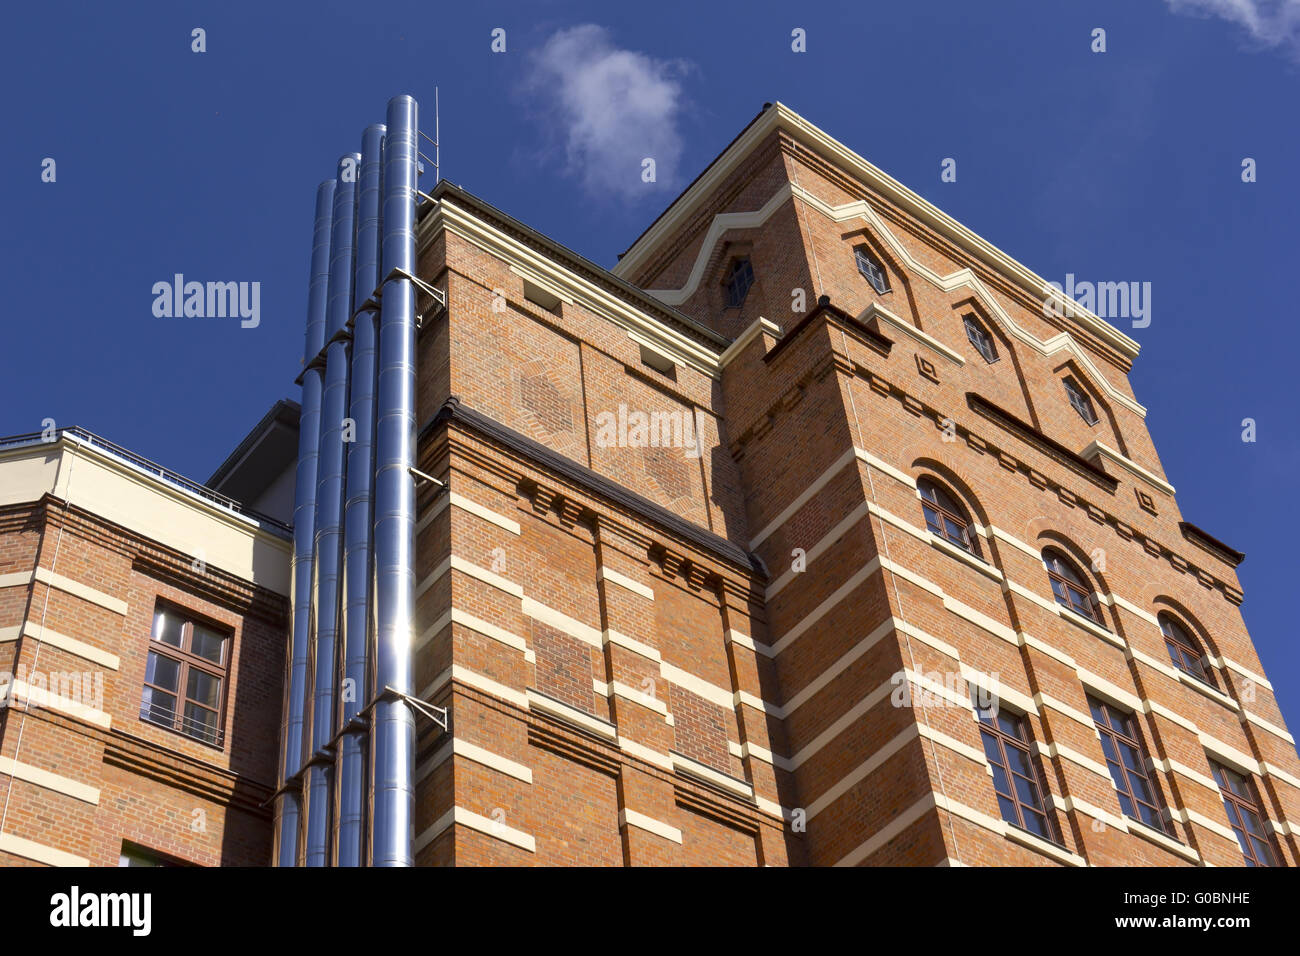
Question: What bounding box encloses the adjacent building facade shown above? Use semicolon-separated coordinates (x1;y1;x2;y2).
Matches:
1;102;1296;866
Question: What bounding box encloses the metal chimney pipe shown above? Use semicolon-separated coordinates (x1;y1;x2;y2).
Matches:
273;179;335;867
369;94;419;867
303;153;361;867
335;125;385;867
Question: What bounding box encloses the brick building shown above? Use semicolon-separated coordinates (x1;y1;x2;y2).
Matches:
2;102;1296;866
0;427;291;866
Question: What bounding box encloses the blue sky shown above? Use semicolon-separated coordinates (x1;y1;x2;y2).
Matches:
3;1;1298;732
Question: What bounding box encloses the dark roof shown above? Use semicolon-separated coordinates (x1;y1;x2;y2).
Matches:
421;396;760;575
207;399;300;498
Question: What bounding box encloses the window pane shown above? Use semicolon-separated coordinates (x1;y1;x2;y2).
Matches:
995;712;1022;739
152;610;183;647
1004;744;1034;778
1248;835;1274;866
1021;809;1050;839
140;687;176;722
990;763;1013;799
145;652;180;691
1118;741;1143;773
186;669;222;709
943;516;966;543
184;703;219;744
1136;801;1163;830
1013;774;1041;810
996;794;1019;826
1117;792;1135;818
981;731;1002;761
190;625;227;664
1239;806;1267;838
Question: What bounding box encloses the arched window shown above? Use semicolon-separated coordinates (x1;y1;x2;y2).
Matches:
1160;615;1216;687
1043;549;1104;625
918;478;981;556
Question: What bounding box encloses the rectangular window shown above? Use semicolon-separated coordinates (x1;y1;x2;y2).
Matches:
1211;762;1277;866
1088;697;1171;834
140;603;230;746
976;703;1055;841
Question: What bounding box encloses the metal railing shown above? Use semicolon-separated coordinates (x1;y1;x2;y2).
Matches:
0;426;292;538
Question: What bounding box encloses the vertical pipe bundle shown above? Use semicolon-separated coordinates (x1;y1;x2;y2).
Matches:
335;124;386;867
303;153;360;867
274;180;335;867
369;94;420;867
277;95;420;868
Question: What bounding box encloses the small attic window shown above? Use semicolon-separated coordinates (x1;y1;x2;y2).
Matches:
639;344;677;378
725;258;754;308
855;246;890;294
522;277;562;314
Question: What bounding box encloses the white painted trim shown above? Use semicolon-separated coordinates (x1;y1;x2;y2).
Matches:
861;301;965;366
526;688;617;741
6;679;111;729
0;832;88;867
449;492;521;534
671;751;755;798
415;806;536;854
618;735;675;771
620;808;683;844
1240;709;1295;744
602;628;661;663
0;625;20;643
597;566;654;600
719;316;783;368
21;622;119;670
416;737;534;785
1081;440;1175;496
644;184;797;306
32;568;128;616
765;498;870;599
750;447;856;549
0;756;100;805
523;597;602;648
833;793;937;866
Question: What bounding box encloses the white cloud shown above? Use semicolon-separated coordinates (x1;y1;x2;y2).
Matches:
1165;0;1300;58
525;25;690;201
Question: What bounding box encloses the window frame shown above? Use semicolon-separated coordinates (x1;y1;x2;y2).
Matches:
963;315;999;363
1043;549;1106;626
975;703;1059;843
724;257;754;309
1063;377;1099;425
140;603;230;748
1211;762;1278;867
918;478;982;558
1160;615;1217;688
854;246;890;294
1088;696;1174;836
